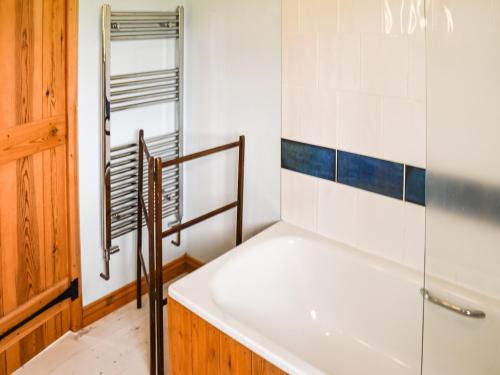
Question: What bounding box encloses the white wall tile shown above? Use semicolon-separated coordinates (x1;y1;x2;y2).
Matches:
338;92;382;157
300;0;338;33
318;33;339;89
337;34;361;90
283;32;318;87
282;0;427;272
382;97;426;167
408;33;426;101
283;86;337;148
283;0;300;34
361;35;409;97
338;0;383;33
282;84;301;141
317;181;358;247
318;33;362;91
356;190;405;262
402;203;425;272
281;169;318;232
383;0;426;35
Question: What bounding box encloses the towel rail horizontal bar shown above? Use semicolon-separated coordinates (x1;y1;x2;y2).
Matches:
111;97;178;112
111;18;178;23
114;26;179;32
112;28;179;34
111;173;138;185
111;34;179;41
110;90;178;105
111;11;178;16
111;77;178;89
111;144;178;162
111;83;178;96
111;166;137;177
111;14;179;20
111;68;178;81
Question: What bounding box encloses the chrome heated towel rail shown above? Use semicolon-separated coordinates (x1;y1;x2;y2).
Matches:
101;5;184;280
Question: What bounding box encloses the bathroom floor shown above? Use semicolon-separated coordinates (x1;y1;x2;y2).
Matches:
14;286;172;375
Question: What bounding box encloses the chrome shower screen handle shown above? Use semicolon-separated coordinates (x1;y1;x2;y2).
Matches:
421;288;486;319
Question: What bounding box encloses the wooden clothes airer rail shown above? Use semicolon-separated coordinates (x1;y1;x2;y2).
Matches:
136;130;245;375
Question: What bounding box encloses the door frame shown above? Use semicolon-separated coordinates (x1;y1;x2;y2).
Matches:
65;0;82;332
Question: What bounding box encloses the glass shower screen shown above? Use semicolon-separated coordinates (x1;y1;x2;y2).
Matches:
423;1;500;374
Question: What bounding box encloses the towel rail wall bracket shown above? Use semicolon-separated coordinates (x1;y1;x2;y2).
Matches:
100;5;184;280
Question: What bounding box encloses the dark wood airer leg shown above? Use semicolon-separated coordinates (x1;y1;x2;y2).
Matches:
148;156;157;375
155;157;165;374
236;135;245;245
136;130;144;309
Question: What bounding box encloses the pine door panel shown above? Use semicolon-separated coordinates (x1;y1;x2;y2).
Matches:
0;0;80;373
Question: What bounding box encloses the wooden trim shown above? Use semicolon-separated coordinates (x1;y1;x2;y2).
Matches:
65;0;83;333
82;254;204;327
185;254;204;272
0;116;66;165
0;300;70;353
0;278;70;336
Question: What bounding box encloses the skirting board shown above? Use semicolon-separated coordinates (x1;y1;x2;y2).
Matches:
82;254;204;327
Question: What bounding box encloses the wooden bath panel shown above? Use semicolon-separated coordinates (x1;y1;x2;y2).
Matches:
168;298;287;375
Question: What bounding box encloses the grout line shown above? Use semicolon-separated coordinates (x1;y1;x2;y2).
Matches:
335;149;339;182
403;163;407;202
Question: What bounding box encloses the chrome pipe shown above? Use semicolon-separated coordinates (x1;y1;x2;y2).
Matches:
111;15;178;20
111;76;178;89
111;68;178;80
111;202;137;215
111;165;137;177
111;188;138;201
112;173;138;184
111;34;179;41
111;11;178;16
111;142;136;153
177;5;185;224
112;218;137;232
111;83;178;96
111;147;179;167
146;131;179;143
113;25;179;31
111;150;136;160
111;181;136;193
111;97;178;112
112;28;179;34
112;226;137;240
112;210;136;222
100;4;116;281
111;18;178;24
112;196;138;209
110;90;179;105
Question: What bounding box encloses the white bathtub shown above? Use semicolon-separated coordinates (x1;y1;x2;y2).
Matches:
168;222;424;374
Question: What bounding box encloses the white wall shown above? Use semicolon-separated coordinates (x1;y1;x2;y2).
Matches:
78;0;281;305
281;0;426;270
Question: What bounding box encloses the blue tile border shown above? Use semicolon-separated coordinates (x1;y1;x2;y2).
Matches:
281;138;426;206
405;166;426;206
337;151;404;200
281;139;336;181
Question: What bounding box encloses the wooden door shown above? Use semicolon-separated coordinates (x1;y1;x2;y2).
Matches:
0;0;80;373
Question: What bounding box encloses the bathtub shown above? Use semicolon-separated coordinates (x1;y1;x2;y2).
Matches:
168;221;425;374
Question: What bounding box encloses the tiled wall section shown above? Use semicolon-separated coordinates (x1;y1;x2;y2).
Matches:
282;0;426;271
282;139;426;204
